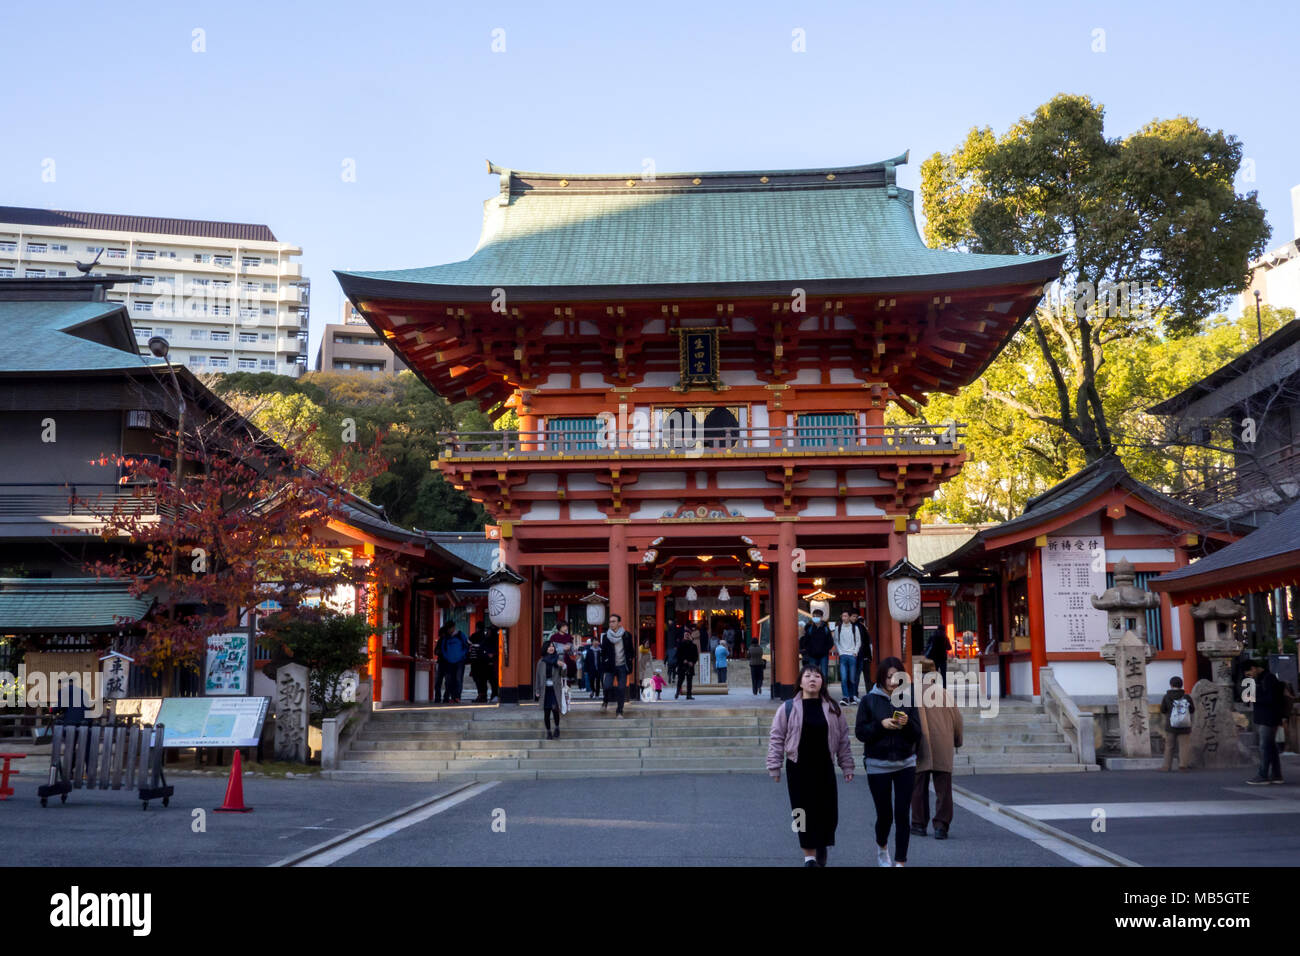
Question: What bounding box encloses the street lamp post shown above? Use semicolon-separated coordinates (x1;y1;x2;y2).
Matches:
1254;289;1264;344
147;338;186;688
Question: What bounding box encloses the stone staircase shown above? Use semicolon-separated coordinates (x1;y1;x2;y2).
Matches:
324;691;1095;782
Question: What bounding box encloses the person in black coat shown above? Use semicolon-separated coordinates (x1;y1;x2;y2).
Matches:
925;630;951;688
675;633;699;699
582;639;601;699
855;656;922;866
1245;659;1291;785
801;611;834;680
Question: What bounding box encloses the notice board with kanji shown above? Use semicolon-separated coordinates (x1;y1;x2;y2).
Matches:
1041;535;1109;653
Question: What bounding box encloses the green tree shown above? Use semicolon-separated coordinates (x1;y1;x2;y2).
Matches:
921;94;1270;463
261;610;372;719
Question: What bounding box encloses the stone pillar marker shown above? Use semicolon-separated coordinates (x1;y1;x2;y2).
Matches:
274;662;310;763
1189;598;1249;767
1094;559;1160;758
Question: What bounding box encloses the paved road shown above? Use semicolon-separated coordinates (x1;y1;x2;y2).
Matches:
6;757;1300;866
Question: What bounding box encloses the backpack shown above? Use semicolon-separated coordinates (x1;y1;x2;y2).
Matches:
442;632;467;664
1170;695;1191;729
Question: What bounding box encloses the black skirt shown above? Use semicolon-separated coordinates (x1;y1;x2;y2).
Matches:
543;686;558;711
786;699;838;850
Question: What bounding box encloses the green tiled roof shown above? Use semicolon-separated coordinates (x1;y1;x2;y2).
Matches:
0;578;154;633
0;301;162;374
337;156;1063;298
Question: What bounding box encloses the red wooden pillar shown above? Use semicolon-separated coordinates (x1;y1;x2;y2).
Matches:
608;523;628;625
654;589;665;658
1028;544;1047;697
355;544;381;704
774;521;798;697
401;586;411;701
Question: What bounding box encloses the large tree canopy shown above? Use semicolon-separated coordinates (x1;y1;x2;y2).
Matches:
921;94;1271;463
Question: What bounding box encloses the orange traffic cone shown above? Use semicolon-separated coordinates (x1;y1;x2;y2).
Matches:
214;749;253;813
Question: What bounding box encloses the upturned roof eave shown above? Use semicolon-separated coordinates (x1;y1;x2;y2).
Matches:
485;152;911;184
336;254;1066;307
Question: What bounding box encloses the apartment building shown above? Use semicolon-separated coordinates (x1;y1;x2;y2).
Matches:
315;301;407;374
0;206;309;376
1240;184;1300;316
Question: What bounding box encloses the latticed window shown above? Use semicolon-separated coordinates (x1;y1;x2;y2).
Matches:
547;417;605;451
796;412;855;447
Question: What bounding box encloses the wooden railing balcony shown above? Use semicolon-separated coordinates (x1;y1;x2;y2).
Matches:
438;423;965;461
1177;441;1300;513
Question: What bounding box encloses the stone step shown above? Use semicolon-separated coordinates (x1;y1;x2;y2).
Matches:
953;752;1075;765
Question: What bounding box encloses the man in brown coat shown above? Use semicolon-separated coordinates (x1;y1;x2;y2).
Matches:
911;659;963;839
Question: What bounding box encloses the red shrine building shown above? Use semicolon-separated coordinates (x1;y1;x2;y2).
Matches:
337;155;1064;701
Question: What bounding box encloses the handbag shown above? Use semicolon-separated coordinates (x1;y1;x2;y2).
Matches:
561;681;571;715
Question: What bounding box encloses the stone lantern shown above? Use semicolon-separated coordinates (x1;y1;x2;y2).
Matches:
1189;597;1249;768
1093;558;1160;758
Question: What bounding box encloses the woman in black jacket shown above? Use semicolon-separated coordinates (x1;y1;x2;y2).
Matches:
855;656;922;866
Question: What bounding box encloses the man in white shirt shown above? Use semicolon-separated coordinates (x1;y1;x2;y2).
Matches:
833;610;862;705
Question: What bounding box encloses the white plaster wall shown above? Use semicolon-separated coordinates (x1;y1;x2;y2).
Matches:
630;499;681;519
752;404;770;447
413;670;430;702
1058;515;1102;535
519;473;558;492
1010;660;1034;697
578;321;598;335
799;315;819;331
643;319;665;334
829;368;864;384
1147;661;1185;699
1051;661;1119;698
579;372;607;388
567;474;602;492
1113;514;1166;534
1108;548;1175;564
639;371;679;387
636;472;688;491
724;499;773;517
1170;608;1181;651
717;470;767;488
522;501;561;520
537;372;570;389
802;498;836;516
542;321;564;335
845;468;889;487
569;502;604;520
381;667;405;702
733;317;755;332
791;368;820;385
846;499;886;516
802;469;838;488
723;368;762;386
833;315;854;330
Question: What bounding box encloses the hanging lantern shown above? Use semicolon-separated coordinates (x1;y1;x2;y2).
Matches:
805;587;835;620
717;586;730;603
882;558;924;623
686;587;698;602
580;591;608;627
483;565;525;628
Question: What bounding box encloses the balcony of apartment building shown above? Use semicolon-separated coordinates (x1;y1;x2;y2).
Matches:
1177;439;1300;518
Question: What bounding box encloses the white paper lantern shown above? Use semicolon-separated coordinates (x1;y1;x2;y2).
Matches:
586;601;606;627
717;586;730;603
886;577;922;623
810;598;830;619
488;581;521;628
686;587;698;602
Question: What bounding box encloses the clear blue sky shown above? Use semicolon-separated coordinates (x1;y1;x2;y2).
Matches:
3;0;1297;360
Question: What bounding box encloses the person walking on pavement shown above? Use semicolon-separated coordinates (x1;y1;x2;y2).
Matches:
534;641;565;740
676;630;699;699
856;656;922;866
582;638;601;699
768;665;856;866
832;610;862;705
748;640;767;695
601;613;636;717
911;659;963;840
468;623;492;703
924;628;951;689
801;609;834;681
850;610;873;687
1245;659;1289;785
435;621;469;704
1160;675;1195;772
714;639;729;686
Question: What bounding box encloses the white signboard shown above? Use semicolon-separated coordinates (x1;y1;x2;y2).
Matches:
156;696;270;747
1041;536;1108;653
204;632;252;695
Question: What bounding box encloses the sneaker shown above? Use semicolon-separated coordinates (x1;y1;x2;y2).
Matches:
876;846;892;867
1246;777;1271;785
815;848;827;867
934;828;949;840
546;730;553;740
839;698;850;706
617;714;626;719
554;728;561;739
892;861;906;867
909;825;927;837
1270;778;1284;785
803;859;818;867
601;702;608;712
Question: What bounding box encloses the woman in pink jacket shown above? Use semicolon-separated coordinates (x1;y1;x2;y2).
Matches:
768;665;856;866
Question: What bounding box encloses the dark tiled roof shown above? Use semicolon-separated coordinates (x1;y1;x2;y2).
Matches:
926;455;1252;573
1150;496;1300;593
0;578;153;632
0;206;277;242
1148;319;1300;415
423;532;497;576
0;299;162;373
